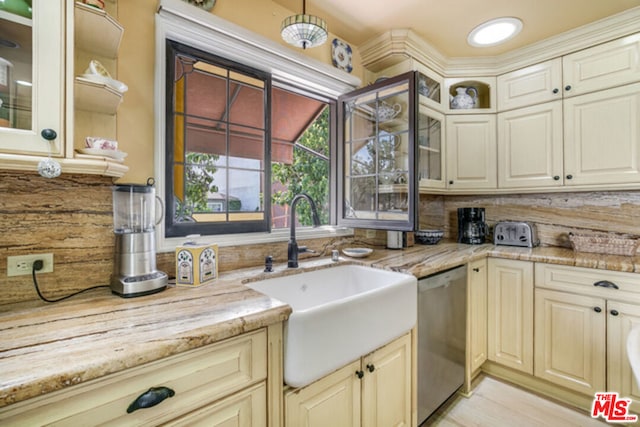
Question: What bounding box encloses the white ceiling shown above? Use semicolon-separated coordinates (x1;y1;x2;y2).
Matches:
274;0;640;57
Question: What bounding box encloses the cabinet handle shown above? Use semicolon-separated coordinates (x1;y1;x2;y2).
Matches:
127;386;175;414
594;306;602;313
553;175;560;181
565;85;572;91
473;268;480;272
566;174;573;180
355;370;364;379
41;128;57;141
593;280;619;290
366;364;375;373
610;310;620;316
449;180;454;185
552;88;559;94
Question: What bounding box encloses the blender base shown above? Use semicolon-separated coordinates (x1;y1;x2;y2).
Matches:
111;271;168;298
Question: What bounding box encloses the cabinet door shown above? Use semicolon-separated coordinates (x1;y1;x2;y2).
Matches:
339;72;417;231
166;383;266;427
487;259;533;374
562;33;640;98
497;58;563;111
446;114;497;190
497;101;564;189
534;289;606;395
607;300;640;414
563;82;640;186
467;259;488;378
362;333;412;427
0;1;64;156
418;105;445;189
285;360;361;427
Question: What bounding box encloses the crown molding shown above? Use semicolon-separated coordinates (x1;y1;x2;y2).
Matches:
359;6;640;77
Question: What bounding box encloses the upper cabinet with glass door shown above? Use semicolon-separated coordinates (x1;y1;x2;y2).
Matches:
0;1;64;156
339;72;418;231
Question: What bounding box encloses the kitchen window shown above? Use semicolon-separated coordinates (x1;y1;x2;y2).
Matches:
155;3;359;249
164;40;334;238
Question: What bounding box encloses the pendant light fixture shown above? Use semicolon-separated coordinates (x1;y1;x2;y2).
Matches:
281;0;328;49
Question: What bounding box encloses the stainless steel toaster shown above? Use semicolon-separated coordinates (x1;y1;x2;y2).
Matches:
494;221;539;247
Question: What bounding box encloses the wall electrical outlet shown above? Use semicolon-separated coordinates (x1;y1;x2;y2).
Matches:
7;254;54;277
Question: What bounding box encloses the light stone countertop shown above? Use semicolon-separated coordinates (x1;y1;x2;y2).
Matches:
2;242;640;409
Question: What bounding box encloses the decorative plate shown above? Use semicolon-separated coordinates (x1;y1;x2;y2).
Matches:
183;0;216;11
332;38;353;73
342;247;373;258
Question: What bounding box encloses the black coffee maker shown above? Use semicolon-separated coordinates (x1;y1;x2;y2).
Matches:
457;207;488;244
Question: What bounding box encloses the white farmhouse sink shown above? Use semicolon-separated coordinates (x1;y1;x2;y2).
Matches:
246;264;417;388
627;326;640;386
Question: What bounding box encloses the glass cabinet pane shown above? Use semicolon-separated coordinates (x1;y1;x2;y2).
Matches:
340;72;417;230
0;9;32;130
418;72;440;104
418;108;442;183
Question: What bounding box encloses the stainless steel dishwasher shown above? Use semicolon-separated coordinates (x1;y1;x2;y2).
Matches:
417;264;467;425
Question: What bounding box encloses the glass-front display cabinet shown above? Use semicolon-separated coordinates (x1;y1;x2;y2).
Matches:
0;1;64;156
338;72;419;230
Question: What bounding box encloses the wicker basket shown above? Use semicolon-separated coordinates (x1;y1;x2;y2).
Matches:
568;232;640;256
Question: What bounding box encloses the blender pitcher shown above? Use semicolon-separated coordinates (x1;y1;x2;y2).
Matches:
112;177;163;234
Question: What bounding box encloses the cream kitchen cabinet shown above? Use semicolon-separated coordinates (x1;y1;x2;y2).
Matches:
563;82;640;186
465;258;488;392
487;258;534;374
0;1;127;177
534;288;606;395
535;263;640;413
285;332;412;427
495;34;640;190
418;105;445;190
562;33;640;98
0;329;271;426
0;1;64;157
497;101;564;188
445;114;497;190
497;58;563;112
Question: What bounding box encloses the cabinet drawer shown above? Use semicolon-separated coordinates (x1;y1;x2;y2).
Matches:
0;329;267;426
535;263;640;302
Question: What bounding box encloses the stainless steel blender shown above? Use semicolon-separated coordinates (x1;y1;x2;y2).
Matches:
111;178;168;297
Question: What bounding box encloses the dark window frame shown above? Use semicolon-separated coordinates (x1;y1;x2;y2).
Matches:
165;39;272;238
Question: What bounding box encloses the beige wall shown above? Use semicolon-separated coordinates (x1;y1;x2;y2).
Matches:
116;0;364;184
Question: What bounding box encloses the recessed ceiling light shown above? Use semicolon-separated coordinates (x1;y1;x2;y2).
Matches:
467;17;523;47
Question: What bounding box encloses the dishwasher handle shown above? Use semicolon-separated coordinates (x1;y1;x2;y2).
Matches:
418;265;467;291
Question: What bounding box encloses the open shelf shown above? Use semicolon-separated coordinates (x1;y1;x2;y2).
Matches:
74;2;123;59
74;77;123;114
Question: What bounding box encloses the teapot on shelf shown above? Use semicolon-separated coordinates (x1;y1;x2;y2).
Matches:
374;101;402;122
450;86;478;109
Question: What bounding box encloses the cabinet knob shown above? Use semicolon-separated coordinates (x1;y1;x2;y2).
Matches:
594;307;602;313
473;268;480;272
41;128;57;141
449;180;454;185
610;310;620;316
355;370;364;379
565;85;572;91
566;174;573;180
552;88;559;94
127;387;175;414
553;175;560;181
366;364;375;373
